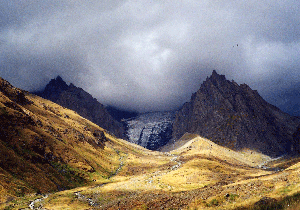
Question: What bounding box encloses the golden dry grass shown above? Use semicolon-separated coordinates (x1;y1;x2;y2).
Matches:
1;92;300;209
0;92;128;205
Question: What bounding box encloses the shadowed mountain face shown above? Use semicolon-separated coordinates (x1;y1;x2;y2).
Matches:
172;70;300;157
125;111;175;150
292;125;300;155
34;76;125;139
265;87;300;117
106;106;138;122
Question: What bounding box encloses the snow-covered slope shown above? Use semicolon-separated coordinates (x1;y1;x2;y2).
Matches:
124;111;175;150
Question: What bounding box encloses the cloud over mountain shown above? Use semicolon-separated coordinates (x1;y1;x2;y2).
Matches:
1;1;300;112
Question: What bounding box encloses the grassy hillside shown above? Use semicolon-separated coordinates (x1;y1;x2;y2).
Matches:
5;131;300;209
0;83;132;206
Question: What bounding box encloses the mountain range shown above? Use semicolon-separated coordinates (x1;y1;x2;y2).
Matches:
34;77;176;151
1;74;300;209
33;72;300;157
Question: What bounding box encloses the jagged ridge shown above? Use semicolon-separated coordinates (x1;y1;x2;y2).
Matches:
34;76;125;139
172;70;300;156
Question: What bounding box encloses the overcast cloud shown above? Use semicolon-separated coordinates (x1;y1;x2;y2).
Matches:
0;0;300;112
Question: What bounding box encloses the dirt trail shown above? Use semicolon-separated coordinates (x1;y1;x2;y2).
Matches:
170;155;182;170
137;153;184;191
111;152;126;177
74;191;98;207
73;150;128;207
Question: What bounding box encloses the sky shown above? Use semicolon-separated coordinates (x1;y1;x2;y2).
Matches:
0;0;300;113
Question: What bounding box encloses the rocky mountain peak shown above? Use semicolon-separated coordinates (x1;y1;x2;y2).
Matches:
42;76;69;101
209;70;227;84
48;75;68;88
172;70;300;157
200;71;239;101
34;76;125;139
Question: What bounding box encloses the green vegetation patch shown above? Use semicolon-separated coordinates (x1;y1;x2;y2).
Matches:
50;161;87;186
229;193;239;201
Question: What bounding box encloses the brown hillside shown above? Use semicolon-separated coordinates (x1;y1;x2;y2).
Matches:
0;77;126;203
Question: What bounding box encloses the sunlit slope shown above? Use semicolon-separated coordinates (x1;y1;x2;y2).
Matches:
165;133;272;167
30;134;295;209
0;88;136;203
4;125;300;209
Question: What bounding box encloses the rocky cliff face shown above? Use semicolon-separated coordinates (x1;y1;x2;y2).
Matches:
125;111;175;150
35;76;125;139
172;70;300;157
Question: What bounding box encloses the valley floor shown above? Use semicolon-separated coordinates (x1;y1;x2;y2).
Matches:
4;135;300;210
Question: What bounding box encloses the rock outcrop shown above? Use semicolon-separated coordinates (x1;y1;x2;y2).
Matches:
0;77;31;105
172;70;300;156
34;76;125;138
125;111;175;150
146;122;173;150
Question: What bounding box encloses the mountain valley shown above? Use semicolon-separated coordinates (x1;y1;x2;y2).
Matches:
36;71;300;156
1;73;300;209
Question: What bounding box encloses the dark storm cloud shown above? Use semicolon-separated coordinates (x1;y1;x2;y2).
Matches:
1;0;300;112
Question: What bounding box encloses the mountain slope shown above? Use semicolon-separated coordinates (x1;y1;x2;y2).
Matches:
34;76;125;139
0;77;131;203
13;134;300;210
106;105;138;122
172;70;300;157
2;76;300;210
